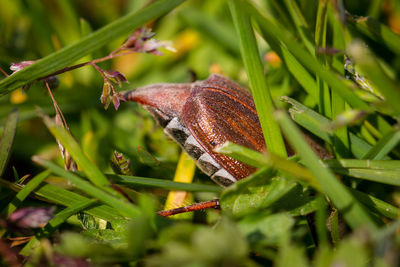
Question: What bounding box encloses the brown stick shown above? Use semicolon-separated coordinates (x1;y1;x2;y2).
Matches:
157;199;220;217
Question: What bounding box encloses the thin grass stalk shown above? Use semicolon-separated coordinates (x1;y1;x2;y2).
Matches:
229;0;287;157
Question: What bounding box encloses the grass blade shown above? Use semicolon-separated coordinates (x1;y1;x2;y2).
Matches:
108;174;221;193
362;129;400;160
229;0;287;157
350;188;398;219
4;170;51;216
0;178;121;221
334;168;400;186
33;157;141;218
325;159;400;170
0;109;18;177
41;112;110;188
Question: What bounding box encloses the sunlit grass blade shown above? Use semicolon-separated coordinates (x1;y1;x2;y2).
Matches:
275;110;377;230
40;111;110;188
108;174;221;193
33;157;141;218
0;109;18;177
0;178;121;221
362;129;400;160
20;199;98;256
229;0;286;157
4;170;51;216
347;41;400;116
164;151;196;219
0;0;186;95
245;2;372;112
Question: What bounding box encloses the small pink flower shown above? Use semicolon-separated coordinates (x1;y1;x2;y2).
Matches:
10;60;37;73
9;207;55;228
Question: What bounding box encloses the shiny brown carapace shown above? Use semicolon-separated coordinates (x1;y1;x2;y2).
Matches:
124;74;265;187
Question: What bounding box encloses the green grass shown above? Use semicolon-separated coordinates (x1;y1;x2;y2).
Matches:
1;0;400;266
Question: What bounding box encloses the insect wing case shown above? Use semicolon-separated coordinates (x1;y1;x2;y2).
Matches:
183;75;266;186
124;74;266;187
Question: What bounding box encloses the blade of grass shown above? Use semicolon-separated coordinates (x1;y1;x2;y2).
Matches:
19;198;97;256
275;110;377;230
229;0;287;157
325;159;400;170
4;170;51;216
40;111;110;188
0;109;18;177
329;4;351;158
0;0;186;95
350;188;398;220
33;157;141;218
0;178;121;221
362;129;400;160
333;168;400;186
315;0;332;118
280;47;319;102
107;174;221;193
282;0;314;54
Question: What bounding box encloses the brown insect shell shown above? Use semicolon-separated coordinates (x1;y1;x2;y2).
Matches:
124;74;266;185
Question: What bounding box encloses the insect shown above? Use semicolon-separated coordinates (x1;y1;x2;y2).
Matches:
124;74;265;187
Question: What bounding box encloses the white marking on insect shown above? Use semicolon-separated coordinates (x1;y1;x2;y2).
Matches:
164;117;190;146
211;168;237;186
184;135;205;160
197;153;221;176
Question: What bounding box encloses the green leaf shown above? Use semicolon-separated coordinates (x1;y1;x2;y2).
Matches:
221;169;315;218
238;213;294;246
